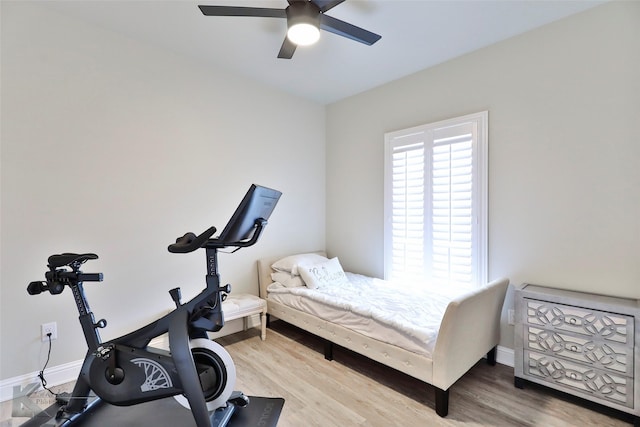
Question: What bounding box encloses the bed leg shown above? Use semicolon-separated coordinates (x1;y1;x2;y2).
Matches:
487;346;497;366
324;340;333;361
435;387;449;417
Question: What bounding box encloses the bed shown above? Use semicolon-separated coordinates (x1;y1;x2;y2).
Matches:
256;252;509;417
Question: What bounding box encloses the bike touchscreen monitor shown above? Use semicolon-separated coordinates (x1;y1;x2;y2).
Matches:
217;184;282;244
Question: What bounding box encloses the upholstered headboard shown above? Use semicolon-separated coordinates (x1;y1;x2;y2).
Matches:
256;251;327;300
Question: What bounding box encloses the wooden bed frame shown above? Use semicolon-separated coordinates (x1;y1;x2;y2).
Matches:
257;252;509;417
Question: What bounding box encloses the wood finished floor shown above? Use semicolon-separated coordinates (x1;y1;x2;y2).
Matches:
1;321;632;426
220;321;631;427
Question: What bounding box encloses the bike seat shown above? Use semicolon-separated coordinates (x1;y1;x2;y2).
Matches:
48;253;98;268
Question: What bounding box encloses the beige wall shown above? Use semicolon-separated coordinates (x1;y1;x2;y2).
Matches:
2;0;638;383
0;3;325;380
326;1;640;349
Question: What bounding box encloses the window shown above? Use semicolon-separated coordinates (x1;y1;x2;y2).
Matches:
384;111;488;288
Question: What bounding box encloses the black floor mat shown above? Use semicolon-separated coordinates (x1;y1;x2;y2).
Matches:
228;397;284;427
20;396;284;427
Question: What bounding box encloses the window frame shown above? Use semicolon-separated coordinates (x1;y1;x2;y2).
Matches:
383;111;488;288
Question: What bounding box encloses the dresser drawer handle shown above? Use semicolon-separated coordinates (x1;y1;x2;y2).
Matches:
569;373;577;380
569;318;577;325
570;345;578;352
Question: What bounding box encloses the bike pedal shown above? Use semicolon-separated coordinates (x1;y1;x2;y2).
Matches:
228;394;249;408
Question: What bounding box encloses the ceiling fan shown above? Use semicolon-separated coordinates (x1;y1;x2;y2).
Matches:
198;0;382;59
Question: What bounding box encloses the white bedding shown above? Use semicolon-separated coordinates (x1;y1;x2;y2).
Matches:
267;272;466;357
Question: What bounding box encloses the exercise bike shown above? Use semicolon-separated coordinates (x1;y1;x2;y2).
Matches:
25;184;282;427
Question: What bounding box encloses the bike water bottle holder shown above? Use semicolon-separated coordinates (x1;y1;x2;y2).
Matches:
190;303;225;332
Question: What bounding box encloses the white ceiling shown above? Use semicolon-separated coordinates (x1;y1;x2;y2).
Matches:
37;0;605;104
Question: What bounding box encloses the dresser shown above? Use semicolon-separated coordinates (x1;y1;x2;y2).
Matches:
515;284;640;423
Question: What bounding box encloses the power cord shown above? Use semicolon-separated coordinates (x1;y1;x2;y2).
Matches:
38;334;75;407
38;332;57;396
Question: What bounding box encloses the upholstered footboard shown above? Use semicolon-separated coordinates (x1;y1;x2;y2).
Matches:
430;277;509;415
257;252;509;417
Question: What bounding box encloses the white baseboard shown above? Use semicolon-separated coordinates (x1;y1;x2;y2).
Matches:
0;359;82;403
496;345;514;367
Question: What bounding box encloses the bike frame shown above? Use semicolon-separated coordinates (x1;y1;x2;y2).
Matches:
58;221;266;427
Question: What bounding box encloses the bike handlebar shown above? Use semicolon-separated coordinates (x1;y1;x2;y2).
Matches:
168;226;217;254
28;271;103;295
30;216;268;296
47;270;103;282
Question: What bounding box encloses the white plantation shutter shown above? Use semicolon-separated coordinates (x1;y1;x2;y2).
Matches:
384;112;487;288
430;124;474;285
390;139;425;281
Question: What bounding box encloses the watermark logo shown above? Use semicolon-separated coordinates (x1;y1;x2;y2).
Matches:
10;382;56;418
257;401;275;427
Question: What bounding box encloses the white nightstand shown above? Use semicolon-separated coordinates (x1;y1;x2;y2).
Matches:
222;294;267;340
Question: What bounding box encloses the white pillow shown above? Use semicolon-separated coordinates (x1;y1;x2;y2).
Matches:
297;257;350;289
270;271;305;288
271;253;328;275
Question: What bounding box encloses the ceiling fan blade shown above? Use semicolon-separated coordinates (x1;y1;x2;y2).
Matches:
198;5;286;18
311;0;346;13
277;37;297;59
320;14;381;45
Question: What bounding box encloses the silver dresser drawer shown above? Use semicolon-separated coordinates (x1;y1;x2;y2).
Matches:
515;284;640;420
524;350;633;408
525;299;633;346
525;325;632;376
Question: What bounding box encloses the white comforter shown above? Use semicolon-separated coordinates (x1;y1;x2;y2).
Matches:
268;273;466;349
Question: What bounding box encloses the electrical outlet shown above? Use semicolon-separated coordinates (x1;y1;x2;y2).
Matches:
507;309;515;325
41;322;57;342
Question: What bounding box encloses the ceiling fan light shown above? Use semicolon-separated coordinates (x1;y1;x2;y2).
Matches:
287;23;320;46
286;2;321;46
